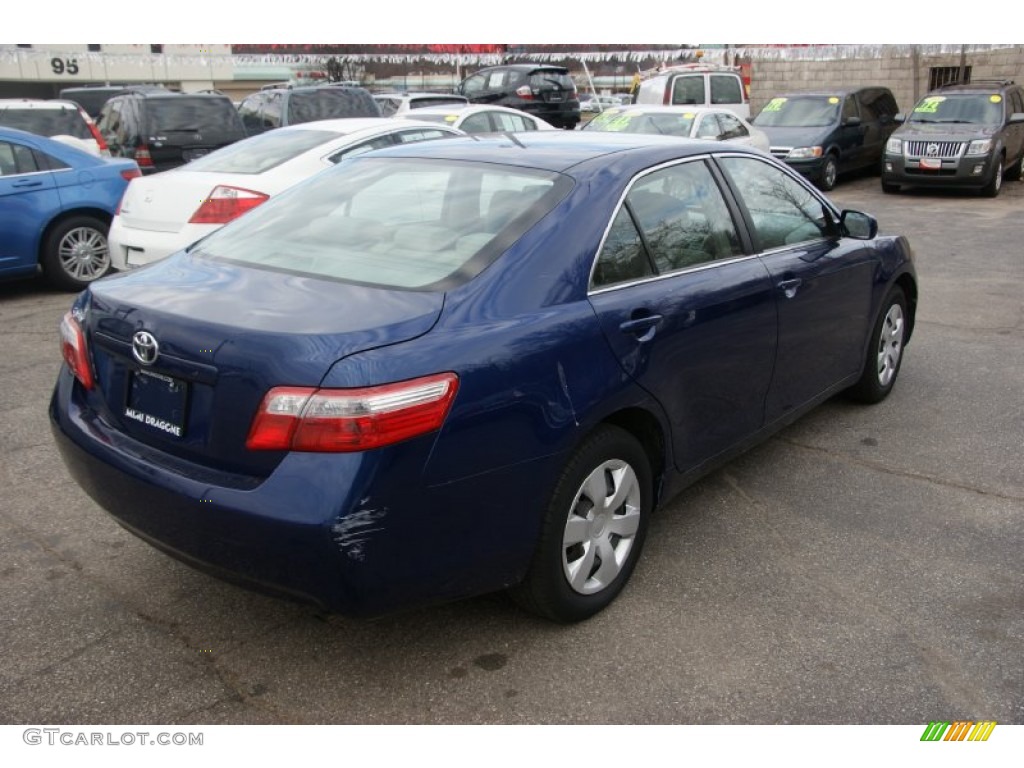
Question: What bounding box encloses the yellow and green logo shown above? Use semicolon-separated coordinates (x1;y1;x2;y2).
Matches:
920;721;997;741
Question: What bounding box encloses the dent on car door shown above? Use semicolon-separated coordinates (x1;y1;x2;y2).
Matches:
587;158;777;471
0;139;59;275
716;155;876;421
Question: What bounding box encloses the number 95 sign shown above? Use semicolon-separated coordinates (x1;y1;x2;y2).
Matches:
51;58;80;75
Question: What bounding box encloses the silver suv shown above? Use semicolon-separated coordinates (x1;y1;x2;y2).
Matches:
881;79;1024;197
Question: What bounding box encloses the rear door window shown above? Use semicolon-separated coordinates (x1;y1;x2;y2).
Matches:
710;75;742;105
671;75;706;106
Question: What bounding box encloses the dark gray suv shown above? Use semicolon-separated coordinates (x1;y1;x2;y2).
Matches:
881;79;1024;197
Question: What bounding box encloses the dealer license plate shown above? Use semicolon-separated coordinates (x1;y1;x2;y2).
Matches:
125;370;188;438
919;157;942;170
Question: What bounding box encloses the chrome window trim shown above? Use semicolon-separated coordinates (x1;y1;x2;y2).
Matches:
587;150;840;296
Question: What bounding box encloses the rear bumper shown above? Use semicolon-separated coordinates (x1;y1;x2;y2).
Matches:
49;369;549;616
108;218;214;270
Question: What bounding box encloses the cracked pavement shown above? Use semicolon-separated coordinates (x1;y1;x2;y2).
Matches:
0;174;1021;725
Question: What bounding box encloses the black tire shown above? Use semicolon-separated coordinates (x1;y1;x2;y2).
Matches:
41;215;112;291
980;155;1003;198
817;154;839;191
847;286;908;404
510;425;652;622
881;180;900;194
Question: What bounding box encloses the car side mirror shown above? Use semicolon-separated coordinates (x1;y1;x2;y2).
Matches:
844;115;862;127
894;113;906;123
1008;112;1024;125
841;210;877;240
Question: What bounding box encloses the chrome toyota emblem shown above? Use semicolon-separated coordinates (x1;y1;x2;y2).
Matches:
132;331;159;366
926;143;940;156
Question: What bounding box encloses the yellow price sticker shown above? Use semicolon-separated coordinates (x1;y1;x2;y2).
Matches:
445;114;458;123
990;95;1002;103
828;97;839;104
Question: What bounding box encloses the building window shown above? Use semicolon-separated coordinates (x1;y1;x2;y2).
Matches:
930;66;971;90
150;44;163;54
88;44;101;52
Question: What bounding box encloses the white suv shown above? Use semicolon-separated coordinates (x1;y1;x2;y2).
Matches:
0;99;109;156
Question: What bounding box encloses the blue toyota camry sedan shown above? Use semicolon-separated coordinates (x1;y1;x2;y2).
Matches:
50;132;917;622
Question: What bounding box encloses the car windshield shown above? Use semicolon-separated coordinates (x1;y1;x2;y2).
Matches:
191;157;568;290
183;129;341;174
0;107;90;139
907;93;1004;124
585;109;696;137
754;96;840;127
145;98;243;134
287;89;379;123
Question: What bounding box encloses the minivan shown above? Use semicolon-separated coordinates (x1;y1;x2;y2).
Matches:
634;64;750;119
97;91;247;174
236;84;381;136
753;86;900;190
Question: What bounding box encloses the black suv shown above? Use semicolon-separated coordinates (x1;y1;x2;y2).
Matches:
237;84;381;136
456;64;580;130
881;79;1024;197
753;86;900;190
97;91;246;174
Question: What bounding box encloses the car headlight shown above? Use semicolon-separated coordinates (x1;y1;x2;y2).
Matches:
787;146;823;159
886;137;902;154
966;139;993;156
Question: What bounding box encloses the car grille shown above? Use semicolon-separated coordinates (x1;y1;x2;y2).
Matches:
905;141;964;159
769;147;791;159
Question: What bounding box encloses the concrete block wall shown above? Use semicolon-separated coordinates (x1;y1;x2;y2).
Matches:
746;45;1024;117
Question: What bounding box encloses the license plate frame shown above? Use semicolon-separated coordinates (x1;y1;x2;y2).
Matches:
125;369;188;439
919;157;942;170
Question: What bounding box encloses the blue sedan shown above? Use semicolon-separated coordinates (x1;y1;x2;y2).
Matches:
50;133;917;622
0;127;140;290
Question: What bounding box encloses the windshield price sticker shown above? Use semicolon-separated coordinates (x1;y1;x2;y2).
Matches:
764;98;787;112
914;96;946;113
990;94;1002;103
828;97;840;104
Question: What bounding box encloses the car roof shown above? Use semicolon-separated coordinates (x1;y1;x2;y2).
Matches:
600;105;736;115
275;117;457;134
931;81;1018;94
475;64;568;73
353;130;742;173
0;99;84;110
770;87;884;98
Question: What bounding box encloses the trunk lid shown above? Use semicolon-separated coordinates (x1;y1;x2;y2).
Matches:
82;255;443;476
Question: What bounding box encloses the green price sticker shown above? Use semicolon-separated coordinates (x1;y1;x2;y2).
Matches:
914;96;945;114
763;98;787;112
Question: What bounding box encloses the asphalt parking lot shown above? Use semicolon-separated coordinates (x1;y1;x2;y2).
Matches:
1;172;1021;726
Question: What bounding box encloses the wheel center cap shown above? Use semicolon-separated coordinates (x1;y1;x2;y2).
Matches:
591;513;608;539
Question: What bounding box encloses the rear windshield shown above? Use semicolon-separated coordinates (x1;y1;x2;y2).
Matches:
183;129;341;174
586;109;696;137
0;106;90;139
907;93;1004;124
754;96;839;128
192;157;568;290
145;98;244;136
286;89;381;124
527;70;574;91
410;96;468;110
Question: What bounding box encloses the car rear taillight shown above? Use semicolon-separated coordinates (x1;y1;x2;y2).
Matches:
134;144;154;168
515;85;534;100
246;373;459;453
59;312;94;390
662;80;672;105
188;186;270;225
81;110;110;156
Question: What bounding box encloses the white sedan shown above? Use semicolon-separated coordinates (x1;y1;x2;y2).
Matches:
396;104;556;134
583;105;770;151
108;118;463;270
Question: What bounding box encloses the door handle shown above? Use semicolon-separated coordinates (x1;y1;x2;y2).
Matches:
12;179;43;188
619;314;663;342
778;278;802;299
